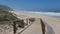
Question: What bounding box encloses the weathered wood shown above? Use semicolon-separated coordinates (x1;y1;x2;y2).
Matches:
29;18;35;22
18;20;24;28
13;21;16;34
26;19;28;25
40;19;45;34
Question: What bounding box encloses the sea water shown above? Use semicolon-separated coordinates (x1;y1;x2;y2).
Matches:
23;11;60;18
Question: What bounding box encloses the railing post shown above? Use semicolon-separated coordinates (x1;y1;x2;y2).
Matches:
28;18;30;25
40;19;45;34
26;19;28;25
13;21;16;34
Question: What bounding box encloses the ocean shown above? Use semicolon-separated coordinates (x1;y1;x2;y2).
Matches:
23;11;60;18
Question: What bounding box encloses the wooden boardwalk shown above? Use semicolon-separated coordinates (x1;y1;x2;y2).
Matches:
20;19;42;34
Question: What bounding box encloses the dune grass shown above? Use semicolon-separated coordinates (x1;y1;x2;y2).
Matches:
0;11;18;22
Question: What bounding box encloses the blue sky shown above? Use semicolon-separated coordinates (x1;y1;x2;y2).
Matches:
0;0;60;11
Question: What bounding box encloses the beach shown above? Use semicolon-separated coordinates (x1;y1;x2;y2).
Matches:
14;11;60;34
0;11;60;34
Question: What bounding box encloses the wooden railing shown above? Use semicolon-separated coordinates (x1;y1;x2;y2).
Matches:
13;18;35;34
0;18;45;34
13;18;45;34
40;19;45;34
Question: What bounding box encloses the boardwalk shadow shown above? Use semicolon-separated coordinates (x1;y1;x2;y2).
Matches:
44;22;55;34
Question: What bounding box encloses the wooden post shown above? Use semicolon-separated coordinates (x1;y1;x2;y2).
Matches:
29;19;30;25
26;18;30;25
40;19;45;34
13;21;16;34
26;19;28;25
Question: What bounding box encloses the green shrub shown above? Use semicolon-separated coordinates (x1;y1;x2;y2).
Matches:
0;11;18;22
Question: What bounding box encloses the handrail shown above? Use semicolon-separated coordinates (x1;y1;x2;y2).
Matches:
13;18;46;34
0;18;46;34
40;18;45;34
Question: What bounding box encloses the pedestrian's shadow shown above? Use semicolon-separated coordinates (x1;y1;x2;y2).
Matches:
44;21;55;34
